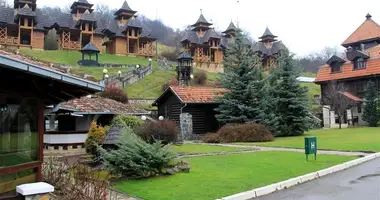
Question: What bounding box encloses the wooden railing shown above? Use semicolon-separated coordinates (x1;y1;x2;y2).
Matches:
0;36;19;45
61;41;81;50
138;48;154;57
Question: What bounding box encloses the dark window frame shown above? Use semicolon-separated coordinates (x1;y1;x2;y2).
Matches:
353;58;366;70
330;62;342;73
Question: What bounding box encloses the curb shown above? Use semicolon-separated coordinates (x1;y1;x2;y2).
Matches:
217;152;380;200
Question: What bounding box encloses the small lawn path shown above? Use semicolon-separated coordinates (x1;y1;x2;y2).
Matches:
114;151;355;200
235;127;380;152
171;143;252;155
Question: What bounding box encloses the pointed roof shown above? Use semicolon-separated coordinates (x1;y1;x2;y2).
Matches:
81;42;100;53
177;51;193;60
114;0;137;16
192;13;212;27
70;0;94;11
80;9;96;21
259;27;277;39
342;14;380;46
15;4;35;17
222;22;237;33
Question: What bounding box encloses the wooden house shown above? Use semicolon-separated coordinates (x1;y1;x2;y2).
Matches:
0;0;49;50
0;49;103;199
252;27;287;70
153;86;226;134
101;1;156;57
315;14;380;128
0;0;155;56
44;96;148;150
180;13;239;73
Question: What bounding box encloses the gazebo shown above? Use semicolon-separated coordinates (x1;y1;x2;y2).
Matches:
79;42;100;66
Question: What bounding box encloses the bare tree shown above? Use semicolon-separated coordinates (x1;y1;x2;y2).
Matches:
323;80;355;129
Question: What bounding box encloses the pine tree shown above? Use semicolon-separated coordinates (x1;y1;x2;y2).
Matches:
362;81;379;127
264;52;311;136
215;30;264;125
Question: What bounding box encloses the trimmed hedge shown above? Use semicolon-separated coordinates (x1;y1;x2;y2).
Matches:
203;123;274;143
137;120;179;144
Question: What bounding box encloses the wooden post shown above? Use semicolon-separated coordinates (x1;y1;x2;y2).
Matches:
37;101;44;181
18;20;21;45
30;19;34;48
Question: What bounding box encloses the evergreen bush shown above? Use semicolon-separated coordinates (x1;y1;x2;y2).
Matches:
111;115;141;129
362;81;379;127
85;121;106;155
192;71;207;86
100;127;178;178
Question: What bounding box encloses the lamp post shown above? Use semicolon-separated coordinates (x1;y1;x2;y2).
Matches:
141;115;147;121
149;58;152;66
118;70;122;79
102;68;108;79
158;116;164;121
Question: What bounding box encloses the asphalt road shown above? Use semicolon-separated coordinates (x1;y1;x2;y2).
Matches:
255;157;380;200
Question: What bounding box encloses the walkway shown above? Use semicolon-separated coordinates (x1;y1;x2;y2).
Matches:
254;157;380;200
198;143;370;157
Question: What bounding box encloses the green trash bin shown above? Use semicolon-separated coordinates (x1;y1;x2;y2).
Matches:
305;136;317;161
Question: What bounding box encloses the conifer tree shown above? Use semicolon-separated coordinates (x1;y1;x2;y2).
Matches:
215;30;264;125
362;81;379;127
264;52;311;136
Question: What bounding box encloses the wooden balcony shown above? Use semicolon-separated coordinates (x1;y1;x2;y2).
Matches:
138;48;154;57
61;41;81;50
0;36;19;45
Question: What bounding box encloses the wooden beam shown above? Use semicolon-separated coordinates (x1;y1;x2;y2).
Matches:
61;91;77;98
0;162;41;176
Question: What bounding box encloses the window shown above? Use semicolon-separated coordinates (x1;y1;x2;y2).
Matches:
331;62;342;73
354;58;366;70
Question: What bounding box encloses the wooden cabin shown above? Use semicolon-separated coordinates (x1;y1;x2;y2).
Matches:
315;14;380;128
0;0;48;50
180;13;238;73
153;86;226;134
101;1;156;57
0;49;103;199
0;0;155;56
252;27;287;70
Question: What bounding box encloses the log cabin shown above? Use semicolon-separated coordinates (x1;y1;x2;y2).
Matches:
0;0;156;57
315;14;380;128
0;49;103;199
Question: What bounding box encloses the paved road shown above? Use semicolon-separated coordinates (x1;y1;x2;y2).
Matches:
255;157;380;200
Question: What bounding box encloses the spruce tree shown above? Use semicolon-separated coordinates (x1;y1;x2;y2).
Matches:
215;30;264;125
264;52;311;136
362;81;379;127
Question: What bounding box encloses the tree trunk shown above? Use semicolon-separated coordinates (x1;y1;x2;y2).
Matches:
339;115;343;129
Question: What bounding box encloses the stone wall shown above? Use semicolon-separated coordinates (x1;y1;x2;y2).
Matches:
104;65;153;88
129;99;155;104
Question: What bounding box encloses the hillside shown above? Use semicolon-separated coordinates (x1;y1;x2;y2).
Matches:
19;49;157;80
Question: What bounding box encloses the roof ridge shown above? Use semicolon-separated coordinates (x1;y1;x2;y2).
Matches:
342;17;380;45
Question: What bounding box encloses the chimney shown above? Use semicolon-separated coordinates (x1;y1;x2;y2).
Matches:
360;43;365;51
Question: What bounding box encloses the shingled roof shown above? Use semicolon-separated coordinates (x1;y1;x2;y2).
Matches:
80;9;96;22
16;4;35;17
192;13;212;27
154;86;226;104
114;0;136;16
259;27;277;39
0;6;50;31
315;44;380;83
222;22;237;34
59;96;148;114
342;14;380;46
252;41;287;56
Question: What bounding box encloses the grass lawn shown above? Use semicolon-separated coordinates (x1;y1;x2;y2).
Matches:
301;82;320;107
114;151;355;200
70;67;133;80
238;127;380;152
171;144;249;155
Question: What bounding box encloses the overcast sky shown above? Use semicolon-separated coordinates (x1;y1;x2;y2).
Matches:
8;0;380;56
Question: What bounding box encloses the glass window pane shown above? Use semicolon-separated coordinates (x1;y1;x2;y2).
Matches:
0;97;39;167
0;168;37;197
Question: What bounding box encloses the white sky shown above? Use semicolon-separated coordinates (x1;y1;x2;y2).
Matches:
8;0;380;56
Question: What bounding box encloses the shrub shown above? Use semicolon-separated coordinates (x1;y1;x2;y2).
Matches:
192;71;208;86
202;133;220;143
161;51;178;61
111;115;141;129
85;121;106;155
162;77;179;91
99;82;128;103
203;124;274;143
100;127;179;178
43;156;110;200
136;120;179;144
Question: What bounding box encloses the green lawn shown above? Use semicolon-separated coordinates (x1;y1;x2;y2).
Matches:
114;151;355;200
172;144;249;154
239;127;380;152
70;67;133;80
301;82;320;107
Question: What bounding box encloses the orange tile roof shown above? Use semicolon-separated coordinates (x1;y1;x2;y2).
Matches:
315;45;380;83
340;92;363;102
170;86;226;103
342;18;380;45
